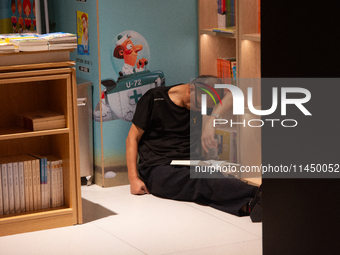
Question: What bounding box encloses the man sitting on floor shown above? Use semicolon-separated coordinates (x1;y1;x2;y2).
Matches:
126;75;262;222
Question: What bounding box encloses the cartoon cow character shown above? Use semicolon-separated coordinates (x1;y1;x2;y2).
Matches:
113;34;148;76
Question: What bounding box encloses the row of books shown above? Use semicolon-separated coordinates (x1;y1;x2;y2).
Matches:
16;110;66;132
214;0;261;34
216;0;236;30
0;154;64;216
217;57;237;86
0;32;77;53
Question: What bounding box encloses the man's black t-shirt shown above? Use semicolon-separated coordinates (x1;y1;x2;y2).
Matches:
132;84;202;170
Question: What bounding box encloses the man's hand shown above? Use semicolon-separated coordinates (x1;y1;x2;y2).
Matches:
201;116;217;153
130;177;150;195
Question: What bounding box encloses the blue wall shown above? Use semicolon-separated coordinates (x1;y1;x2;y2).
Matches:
49;0;198;181
48;0;101;170
98;0;198;174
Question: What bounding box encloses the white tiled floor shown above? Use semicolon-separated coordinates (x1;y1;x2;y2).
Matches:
0;185;262;255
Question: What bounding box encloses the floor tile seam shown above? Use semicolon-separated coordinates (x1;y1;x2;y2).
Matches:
159;238;263;255
89;222;148;255
81;193;131;201
183;203;262;236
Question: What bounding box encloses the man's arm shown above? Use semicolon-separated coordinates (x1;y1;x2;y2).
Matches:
201;91;233;153
126;123;150;195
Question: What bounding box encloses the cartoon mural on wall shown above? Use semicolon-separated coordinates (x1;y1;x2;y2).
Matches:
11;0;17;32
93;30;165;122
23;0;32;32
6;0;36;33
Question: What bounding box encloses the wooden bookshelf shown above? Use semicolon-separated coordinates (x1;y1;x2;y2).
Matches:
0;52;82;236
242;33;261;42
200;29;236;39
198;0;261;181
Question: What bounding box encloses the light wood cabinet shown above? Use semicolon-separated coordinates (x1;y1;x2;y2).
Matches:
0;51;82;236
198;0;261;185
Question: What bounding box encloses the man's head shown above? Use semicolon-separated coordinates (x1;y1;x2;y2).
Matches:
189;75;224;111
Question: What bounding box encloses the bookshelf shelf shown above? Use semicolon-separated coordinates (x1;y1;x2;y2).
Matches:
0;206;71;222
198;0;261;178
0;53;82;236
0;127;70;141
0;207;74;237
242;33;261;42
200;29;236;39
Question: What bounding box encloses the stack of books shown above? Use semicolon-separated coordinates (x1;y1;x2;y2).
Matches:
16;110;66;131
0;33;36;53
0;41;18;53
9;37;49;52
0;154;64;215
0;33;38;41
39;32;77;50
0;32;77;52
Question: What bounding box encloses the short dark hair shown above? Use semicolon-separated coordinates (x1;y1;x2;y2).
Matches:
191;75;224;99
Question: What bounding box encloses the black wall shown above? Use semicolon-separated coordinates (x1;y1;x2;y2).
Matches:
261;1;340;254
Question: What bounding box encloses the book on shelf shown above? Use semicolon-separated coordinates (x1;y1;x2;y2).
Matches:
9;38;49;52
0;33;38;42
37;32;77;43
0;154;64;216
217;0;236;29
46;155;64;208
48;43;78;50
5;155;26;213
212;26;235;34
6;161;14;214
12;160;20;213
0;41;19;53
0;32;77;52
37;32;77;51
14;154;34;212
217;57;237;86
217;0;226;28
1;162;9;215
30;156;41;210
29;154;49;209
16;110;66;131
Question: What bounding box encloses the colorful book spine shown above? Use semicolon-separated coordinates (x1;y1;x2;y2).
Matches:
28;159;34;211
231;0;235;26
43;157;48;209
227;0;231;27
